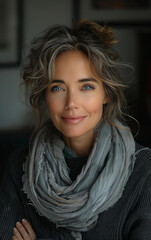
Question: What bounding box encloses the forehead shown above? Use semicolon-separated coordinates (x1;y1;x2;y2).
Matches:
53;50;94;77
55;50;89;63
49;51;105;89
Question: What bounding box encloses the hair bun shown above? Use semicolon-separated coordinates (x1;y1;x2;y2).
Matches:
75;19;118;46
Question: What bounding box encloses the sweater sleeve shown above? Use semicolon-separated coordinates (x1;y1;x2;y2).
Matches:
0;149;27;239
0;149;74;240
123;174;151;240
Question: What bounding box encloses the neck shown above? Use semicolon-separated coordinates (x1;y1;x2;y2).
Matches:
63;131;94;156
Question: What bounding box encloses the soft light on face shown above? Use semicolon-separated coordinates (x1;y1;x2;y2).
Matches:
45;50;107;141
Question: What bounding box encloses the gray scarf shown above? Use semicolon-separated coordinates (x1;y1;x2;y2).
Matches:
23;120;136;239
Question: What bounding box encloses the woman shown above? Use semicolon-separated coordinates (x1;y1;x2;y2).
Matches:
0;20;151;240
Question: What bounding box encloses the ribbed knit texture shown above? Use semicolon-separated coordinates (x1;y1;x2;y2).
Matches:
0;144;151;240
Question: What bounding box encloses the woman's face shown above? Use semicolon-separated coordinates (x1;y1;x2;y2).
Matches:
45;50;107;140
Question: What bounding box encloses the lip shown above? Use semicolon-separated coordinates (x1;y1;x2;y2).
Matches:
61;116;87;124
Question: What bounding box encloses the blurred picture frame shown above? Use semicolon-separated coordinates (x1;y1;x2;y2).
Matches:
92;0;149;9
0;0;22;67
79;0;151;23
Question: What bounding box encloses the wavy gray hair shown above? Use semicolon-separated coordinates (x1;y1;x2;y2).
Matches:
23;20;127;129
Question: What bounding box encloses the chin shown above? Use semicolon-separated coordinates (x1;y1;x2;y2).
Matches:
60;129;86;138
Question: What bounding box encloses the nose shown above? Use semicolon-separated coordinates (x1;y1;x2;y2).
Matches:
64;91;79;110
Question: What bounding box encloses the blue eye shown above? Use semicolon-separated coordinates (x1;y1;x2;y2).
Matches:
51;86;63;92
82;85;94;91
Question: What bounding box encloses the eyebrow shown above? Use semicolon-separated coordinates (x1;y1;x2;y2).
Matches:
51;78;98;84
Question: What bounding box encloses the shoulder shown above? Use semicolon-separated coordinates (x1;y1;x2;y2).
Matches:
135;143;151;172
136;143;151;155
123;143;151;198
135;143;151;195
5;148;28;178
124;143;151;201
7;148;28;170
9;147;28;163
0;148;29;196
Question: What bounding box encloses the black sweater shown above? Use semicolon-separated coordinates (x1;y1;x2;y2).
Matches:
0;144;151;240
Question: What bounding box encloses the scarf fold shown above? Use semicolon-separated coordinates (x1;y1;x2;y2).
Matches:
23;120;136;239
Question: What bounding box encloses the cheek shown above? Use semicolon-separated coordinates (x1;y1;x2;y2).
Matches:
84;97;104;113
46;98;62;115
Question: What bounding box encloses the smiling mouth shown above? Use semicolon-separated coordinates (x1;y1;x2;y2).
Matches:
61;116;86;124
